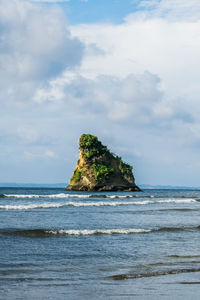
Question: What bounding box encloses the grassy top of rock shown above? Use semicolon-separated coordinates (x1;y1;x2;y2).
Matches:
79;134;110;160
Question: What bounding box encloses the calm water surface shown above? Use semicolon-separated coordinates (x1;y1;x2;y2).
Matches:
0;188;200;299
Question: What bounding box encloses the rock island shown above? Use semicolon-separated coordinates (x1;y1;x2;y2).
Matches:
66;134;140;192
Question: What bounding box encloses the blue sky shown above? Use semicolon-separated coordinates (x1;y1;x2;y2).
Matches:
31;0;141;23
1;0;200;186
64;0;141;24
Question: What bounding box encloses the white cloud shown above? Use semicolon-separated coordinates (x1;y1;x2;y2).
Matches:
71;20;200;97
70;14;200;126
34;71;164;122
138;0;200;21
0;0;84;95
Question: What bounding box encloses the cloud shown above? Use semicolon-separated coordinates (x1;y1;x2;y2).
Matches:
70;14;200;125
0;0;86;182
138;0;200;21
33;71;164;123
0;0;84;87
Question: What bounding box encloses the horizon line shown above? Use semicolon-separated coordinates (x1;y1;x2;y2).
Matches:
0;182;200;189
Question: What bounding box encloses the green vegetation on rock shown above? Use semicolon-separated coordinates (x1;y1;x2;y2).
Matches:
79;134;109;160
116;156;133;177
92;163;114;184
70;169;82;183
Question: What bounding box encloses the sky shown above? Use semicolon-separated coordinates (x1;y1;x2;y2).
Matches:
1;0;200;186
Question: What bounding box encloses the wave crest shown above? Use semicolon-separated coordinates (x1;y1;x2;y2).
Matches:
0;193;152;199
0;198;197;210
3;193;92;199
1;226;200;237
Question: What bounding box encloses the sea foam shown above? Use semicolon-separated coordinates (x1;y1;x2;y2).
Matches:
48;228;151;235
3;193;91;199
1;225;199;237
0;198;197;210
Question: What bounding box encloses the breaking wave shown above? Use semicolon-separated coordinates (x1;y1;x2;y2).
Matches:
1;225;200;237
0;193;152;199
1;193;199;200
49;228;151;236
0;228;150;237
0;198;198;210
0;193;92;199
156;199;197;204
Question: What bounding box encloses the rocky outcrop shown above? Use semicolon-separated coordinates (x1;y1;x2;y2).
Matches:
66;134;140;192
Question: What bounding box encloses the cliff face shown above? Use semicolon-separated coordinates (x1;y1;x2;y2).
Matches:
66;134;140;192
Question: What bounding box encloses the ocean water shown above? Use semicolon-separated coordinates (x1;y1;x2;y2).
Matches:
0;188;200;300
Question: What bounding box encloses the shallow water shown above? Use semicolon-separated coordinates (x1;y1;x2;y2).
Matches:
0;188;200;299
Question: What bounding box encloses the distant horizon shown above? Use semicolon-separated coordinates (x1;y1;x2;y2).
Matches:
0;182;200;190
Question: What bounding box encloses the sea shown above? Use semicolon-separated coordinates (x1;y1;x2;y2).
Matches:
0;187;200;300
